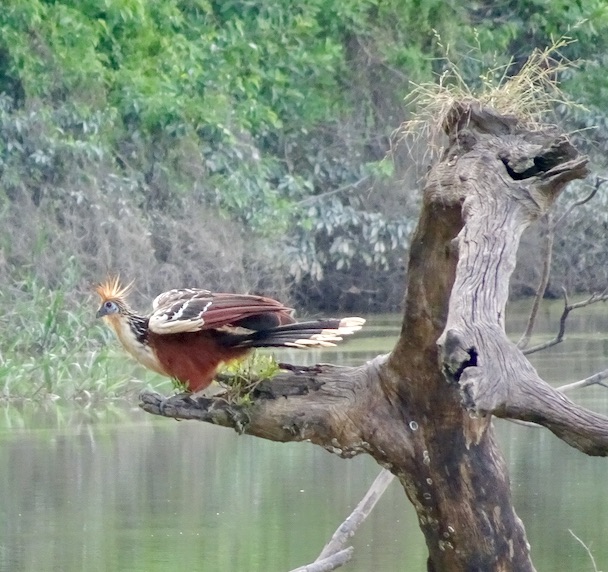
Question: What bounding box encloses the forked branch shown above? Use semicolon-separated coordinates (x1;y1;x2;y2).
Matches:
436;103;608;455
138;101;595;570
518;175;608;350
523;288;608;355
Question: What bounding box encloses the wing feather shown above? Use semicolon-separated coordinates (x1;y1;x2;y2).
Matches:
152;288;211;310
149;290;295;334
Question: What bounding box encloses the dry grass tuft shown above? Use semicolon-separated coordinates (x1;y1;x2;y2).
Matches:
398;35;584;160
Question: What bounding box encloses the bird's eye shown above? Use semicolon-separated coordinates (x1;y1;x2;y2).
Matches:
105;301;117;311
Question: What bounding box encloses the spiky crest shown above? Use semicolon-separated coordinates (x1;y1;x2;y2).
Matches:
95;276;134;305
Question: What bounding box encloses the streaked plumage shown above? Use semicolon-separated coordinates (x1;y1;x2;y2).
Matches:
95;277;365;392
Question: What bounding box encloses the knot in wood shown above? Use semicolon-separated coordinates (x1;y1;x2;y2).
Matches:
439;329;478;384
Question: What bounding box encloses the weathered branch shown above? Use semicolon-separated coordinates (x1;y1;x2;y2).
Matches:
508;373;608;428
141;356;416;466
316;469;395;560
434;104;608;455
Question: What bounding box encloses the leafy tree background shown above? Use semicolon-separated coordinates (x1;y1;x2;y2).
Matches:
1;0;607;315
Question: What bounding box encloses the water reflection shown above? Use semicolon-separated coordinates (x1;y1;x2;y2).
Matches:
0;403;425;571
1;303;607;571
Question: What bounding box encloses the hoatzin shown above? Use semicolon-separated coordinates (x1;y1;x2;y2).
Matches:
95;277;365;392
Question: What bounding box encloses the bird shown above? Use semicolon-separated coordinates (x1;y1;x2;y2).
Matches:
95;276;365;392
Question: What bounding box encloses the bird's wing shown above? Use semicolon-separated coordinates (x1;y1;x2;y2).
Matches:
149;289;294;334
152;288;212;311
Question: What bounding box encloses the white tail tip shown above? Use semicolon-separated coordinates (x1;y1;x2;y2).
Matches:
337;317;365;336
283;317;364;349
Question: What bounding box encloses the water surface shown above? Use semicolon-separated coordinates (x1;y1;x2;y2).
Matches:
1;302;607;571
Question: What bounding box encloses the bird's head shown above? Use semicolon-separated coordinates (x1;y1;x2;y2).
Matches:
95;276;133;320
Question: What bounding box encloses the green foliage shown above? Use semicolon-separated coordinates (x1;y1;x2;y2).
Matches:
0;0;350;227
0;94;113;204
289;197;412;283
0;274;166;399
0;0;606;334
216;353;281;404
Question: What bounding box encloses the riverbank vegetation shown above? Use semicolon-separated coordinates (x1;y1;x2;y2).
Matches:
0;274;167;398
1;0;607;398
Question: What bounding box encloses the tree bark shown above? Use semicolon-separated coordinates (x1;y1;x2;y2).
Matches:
140;101;606;571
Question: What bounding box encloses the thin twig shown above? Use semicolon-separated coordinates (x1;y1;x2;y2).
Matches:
354;35;410;81
567;289;608;310
521;287;570;354
522;289;608;355
517;213;554;349
553;176;607;229
289;469;395;572
296;176;371;206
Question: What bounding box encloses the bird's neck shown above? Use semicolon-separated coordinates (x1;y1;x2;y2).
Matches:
105;311;167;376
104;310;148;351
126;313;149;345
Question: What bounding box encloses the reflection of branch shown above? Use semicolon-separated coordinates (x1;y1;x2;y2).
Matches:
568;530;601;572
289;469;395;572
289;548;353;572
522;289;608;355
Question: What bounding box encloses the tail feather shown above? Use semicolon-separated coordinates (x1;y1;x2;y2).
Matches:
228;317;365;349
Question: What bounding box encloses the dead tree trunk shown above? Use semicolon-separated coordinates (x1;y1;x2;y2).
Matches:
140;101;607;571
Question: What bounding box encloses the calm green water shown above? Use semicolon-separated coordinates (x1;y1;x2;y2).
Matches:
1;303;607;571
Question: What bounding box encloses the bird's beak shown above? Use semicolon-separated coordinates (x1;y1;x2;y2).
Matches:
96;306;108;319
